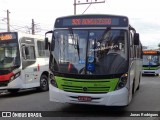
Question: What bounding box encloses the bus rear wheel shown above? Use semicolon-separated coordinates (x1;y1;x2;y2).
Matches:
38;75;49;92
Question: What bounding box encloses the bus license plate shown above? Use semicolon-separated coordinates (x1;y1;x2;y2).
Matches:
78;96;91;102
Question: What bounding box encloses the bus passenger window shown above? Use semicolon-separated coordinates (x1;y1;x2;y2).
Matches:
27;46;36;60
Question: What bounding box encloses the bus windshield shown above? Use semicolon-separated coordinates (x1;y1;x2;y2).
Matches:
51;29;128;75
143;54;159;66
0;42;20;69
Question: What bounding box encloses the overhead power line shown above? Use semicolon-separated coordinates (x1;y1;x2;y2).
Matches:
0;9;49;35
73;0;105;15
82;2;92;14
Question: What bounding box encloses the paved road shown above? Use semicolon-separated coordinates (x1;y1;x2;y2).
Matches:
0;75;160;120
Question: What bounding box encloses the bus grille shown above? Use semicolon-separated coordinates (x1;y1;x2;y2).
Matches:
143;66;159;70
55;76;119;93
62;85;110;93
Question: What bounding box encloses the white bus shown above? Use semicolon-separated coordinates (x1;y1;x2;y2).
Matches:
45;14;142;106
142;50;160;76
0;32;49;93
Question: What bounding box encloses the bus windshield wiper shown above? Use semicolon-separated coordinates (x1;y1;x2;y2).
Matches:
68;28;80;61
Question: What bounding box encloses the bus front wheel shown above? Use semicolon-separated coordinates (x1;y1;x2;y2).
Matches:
38;75;49;92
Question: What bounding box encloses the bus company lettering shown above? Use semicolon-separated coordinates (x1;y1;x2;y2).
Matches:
90;45;119;52
72;18;112;25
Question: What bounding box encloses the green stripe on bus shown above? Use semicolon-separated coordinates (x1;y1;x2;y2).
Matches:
143;67;159;70
54;76;119;93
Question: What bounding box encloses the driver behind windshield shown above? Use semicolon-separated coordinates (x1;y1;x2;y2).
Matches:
93;40;127;75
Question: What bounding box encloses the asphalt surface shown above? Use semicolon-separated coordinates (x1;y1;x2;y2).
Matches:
0;75;160;120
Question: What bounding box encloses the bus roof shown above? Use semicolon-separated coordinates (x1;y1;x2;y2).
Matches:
0;32;44;39
0;32;45;43
54;14;129;28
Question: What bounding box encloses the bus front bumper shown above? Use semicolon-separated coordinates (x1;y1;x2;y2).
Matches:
49;85;129;106
142;70;160;75
0;77;23;90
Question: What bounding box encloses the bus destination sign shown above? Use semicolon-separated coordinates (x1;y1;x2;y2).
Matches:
0;33;16;41
55;15;128;28
143;51;158;55
63;17;120;27
72;18;112;26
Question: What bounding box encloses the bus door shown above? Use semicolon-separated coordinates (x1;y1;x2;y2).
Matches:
21;37;38;87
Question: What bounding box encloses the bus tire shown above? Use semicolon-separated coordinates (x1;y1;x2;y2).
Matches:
132;80;135;95
137;83;140;90
8;89;19;94
137;74;141;90
38;75;49;92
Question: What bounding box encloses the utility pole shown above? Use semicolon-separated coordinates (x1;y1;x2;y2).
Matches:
32;19;35;35
7;9;10;32
31;19;41;35
74;0;76;15
73;0;105;15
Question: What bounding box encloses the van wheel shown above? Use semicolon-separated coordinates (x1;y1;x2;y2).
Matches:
38;75;49;92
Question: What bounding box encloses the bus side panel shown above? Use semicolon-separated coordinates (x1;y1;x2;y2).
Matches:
23;58;49;88
134;59;142;90
128;59;135;103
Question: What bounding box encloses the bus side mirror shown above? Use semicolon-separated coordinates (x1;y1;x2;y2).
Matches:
134;33;140;45
45;37;49;50
45;30;53;50
50;39;55;51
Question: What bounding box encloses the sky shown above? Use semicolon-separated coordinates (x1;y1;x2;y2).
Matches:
0;0;160;48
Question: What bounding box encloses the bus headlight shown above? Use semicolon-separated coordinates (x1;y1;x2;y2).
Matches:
50;74;58;88
10;72;21;82
50;79;58;88
116;73;128;90
10;76;15;81
50;73;54;79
